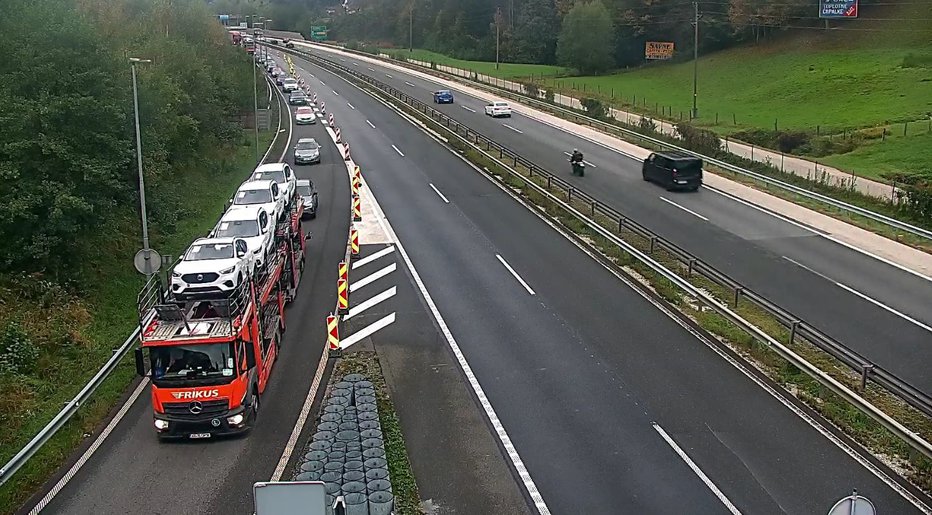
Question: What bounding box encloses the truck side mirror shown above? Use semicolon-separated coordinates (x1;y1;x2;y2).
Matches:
245;346;257;369
134;348;146;377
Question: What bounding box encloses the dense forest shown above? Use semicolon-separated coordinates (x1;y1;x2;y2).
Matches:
209;0;831;71
0;0;254;280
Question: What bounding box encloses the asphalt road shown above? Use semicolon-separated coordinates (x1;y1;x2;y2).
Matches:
288;53;928;514
301;45;932;395
28;88;351;515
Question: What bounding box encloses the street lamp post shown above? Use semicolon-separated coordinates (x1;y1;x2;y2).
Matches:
130;57;159;277
252;29;260;162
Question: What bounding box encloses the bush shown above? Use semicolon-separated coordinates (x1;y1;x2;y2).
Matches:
523;82;539;99
775;131;810;153
580;97;607;119
544;88;555;104
675;123;722;155
0;323;39;376
638;116;657;133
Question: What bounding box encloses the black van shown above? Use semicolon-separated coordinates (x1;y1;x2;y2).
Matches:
642;151;703;191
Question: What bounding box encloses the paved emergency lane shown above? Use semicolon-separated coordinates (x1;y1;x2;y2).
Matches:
28;81;350;515
288;51;928;515
298;44;932;395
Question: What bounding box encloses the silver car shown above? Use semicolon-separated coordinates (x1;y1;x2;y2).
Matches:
294;138;321;165
296;179;318;219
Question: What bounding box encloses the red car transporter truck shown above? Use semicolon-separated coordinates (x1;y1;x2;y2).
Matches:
134;198;306;440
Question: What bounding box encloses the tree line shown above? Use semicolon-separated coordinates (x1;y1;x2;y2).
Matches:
323;0;815;73
0;0;255;280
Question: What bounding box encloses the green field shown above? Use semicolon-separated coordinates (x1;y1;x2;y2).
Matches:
385;48;565;80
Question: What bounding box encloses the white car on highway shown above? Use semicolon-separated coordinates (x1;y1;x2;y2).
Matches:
295;106;316;125
250;163;296;208
211;206;275;270
230;179;286;221
282;78;299;92
170;237;255;299
484;101;512;118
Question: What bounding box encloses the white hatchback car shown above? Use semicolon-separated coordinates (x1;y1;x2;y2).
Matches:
484;101;512;118
230;179;286;221
211;206;275;270
170;238;255;299
282;78;299;92
250;163;296;208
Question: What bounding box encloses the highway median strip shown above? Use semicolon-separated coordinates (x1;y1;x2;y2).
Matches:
283;48;932;497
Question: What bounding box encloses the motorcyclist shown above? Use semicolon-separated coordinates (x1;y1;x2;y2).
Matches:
570;148;584;165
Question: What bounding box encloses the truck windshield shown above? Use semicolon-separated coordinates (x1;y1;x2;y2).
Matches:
215;220;259;238
234;189;272;205
150;343;235;381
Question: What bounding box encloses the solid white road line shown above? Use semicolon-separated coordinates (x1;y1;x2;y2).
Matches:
496;254;536;295
391;144;405;157
341;313;396;350
347;102;356;110
362;177;552;515
782;256;932;333
405;81;416;87
350;262;397;293
461;105;476;113
28;378;150;514
659;196;709;221
429;183;450;203
344;287;397;321
502;123;523;134
353;246;396;269
366;120;376;129
271;332;329;481
652;423;743;515
705;186;932;284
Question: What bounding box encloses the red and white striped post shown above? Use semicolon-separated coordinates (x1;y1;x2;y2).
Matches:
335;128;342;143
328;113;335;127
343;143;351;161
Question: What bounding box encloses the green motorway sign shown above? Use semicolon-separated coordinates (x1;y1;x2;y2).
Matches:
310;25;328;42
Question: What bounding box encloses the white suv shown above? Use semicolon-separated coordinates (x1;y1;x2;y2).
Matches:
211;206;275;270
282;78;299;92
230;179;286;221
250;163;296;208
170;237;256;298
484;101;512;118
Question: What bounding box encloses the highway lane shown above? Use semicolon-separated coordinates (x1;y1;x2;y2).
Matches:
288;52;928;514
296;44;932;394
28;94;350;515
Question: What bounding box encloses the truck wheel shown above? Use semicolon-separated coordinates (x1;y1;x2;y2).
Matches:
251;390;260;422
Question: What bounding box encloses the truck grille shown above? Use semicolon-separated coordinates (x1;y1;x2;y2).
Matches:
163;399;229;420
181;272;219;284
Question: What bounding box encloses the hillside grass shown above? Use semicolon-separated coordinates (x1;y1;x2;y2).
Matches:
0;126;274;514
384;48;565;79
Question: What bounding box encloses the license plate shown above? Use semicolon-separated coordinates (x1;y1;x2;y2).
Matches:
189;432;212;439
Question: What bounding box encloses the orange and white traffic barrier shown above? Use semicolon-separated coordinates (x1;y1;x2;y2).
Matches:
335;128;342;143
350;227;359;256
320;101;326;113
343;143;351;162
328;113;335;127
312;93;318;104
327;313;340;353
337;278;348;314
353;195;362;222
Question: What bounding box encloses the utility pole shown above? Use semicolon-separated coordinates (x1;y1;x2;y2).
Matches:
409;2;414;52
494;7;503;70
252;36;260;163
692;0;699;119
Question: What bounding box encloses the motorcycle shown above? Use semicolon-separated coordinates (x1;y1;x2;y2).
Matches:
569;158;586;177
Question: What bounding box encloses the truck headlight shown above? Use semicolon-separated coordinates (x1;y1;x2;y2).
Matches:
154;418;169;430
227;413;245;426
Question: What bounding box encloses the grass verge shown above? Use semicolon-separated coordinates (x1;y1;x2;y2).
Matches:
333;352;421;515
0;97;279;513
380;48;565;80
347;75;932;494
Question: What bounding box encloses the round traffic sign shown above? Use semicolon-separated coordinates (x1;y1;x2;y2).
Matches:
134;248;162;275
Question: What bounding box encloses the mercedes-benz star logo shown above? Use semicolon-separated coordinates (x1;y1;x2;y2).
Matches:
189;401;203;415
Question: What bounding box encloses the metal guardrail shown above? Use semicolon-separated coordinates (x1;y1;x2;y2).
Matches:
279;45;932;460
0;70;287;489
307;42;932;243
